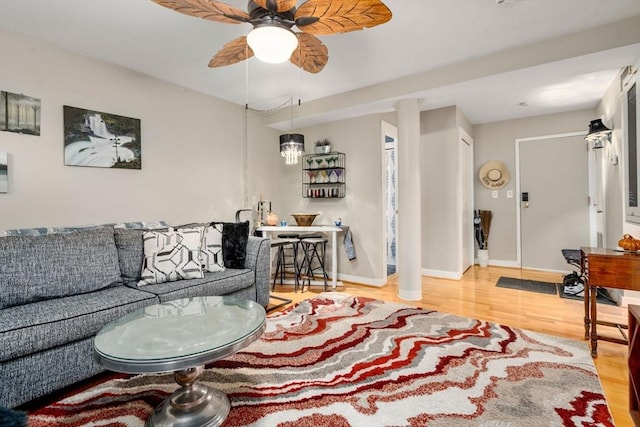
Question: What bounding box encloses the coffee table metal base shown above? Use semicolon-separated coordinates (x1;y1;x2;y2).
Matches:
146;366;230;427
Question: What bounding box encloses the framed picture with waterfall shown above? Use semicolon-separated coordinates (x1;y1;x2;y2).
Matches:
63;106;141;169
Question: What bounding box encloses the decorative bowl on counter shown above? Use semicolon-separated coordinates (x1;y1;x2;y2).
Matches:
290;213;319;226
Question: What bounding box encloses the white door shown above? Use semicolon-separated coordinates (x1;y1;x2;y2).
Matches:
519;133;591;272
382;121;398;276
459;130;473;273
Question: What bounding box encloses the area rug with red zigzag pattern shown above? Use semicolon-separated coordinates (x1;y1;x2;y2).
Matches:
28;293;613;426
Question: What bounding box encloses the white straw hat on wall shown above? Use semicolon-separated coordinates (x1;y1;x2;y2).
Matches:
479;161;509;189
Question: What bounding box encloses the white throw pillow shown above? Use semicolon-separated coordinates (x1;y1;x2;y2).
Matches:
138;227;204;286
201;224;225;272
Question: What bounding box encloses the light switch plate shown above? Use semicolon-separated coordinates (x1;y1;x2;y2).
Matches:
507;190;513;198
492;190;498;199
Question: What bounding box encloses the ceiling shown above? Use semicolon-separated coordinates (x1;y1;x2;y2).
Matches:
1;0;639;130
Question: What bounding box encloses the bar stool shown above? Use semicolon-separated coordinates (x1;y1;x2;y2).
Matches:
298;236;329;292
271;234;300;291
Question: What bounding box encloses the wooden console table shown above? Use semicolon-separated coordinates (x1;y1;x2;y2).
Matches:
581;247;640;357
630;304;639;426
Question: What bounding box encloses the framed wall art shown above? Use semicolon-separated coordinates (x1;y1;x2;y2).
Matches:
63;105;141;169
1;91;41;136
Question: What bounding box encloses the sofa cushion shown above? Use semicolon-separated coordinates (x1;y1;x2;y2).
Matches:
0;286;157;361
132;268;253;303
138;227;204;286
114;228;146;284
218;221;249;269
0;227;123;309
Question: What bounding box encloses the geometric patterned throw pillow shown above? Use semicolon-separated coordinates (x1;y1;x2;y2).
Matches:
201;223;225;272
138;227;204;286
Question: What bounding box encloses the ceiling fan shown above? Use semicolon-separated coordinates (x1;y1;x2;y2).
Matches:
151;0;392;73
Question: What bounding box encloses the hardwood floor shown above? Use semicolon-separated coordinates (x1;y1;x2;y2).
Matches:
271;265;632;427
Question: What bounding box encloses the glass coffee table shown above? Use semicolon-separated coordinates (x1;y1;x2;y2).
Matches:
94;296;266;427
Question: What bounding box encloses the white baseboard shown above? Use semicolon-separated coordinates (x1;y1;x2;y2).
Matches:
337;273;386;287
520;266;568;274
622;293;640;308
484;259;520;268
481;258;572;273
422;269;462;280
335;261;578;287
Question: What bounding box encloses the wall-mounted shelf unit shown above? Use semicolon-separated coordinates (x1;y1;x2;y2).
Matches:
302;152;345;198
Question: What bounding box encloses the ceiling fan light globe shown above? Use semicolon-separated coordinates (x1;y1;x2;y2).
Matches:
247;25;298;64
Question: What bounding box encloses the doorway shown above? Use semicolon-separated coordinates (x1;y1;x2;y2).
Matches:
516;132;592;272
382;121;398;277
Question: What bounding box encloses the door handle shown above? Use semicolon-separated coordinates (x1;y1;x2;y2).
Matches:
521;192;529;208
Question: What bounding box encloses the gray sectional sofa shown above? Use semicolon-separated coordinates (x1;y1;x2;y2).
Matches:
0;223;271;408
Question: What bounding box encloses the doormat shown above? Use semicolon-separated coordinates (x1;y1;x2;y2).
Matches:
496;277;558;295
556;284;618;306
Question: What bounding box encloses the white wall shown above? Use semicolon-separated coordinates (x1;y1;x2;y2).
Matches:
420;106;461;276
596;71;626;246
0;29;282;229
246;110;287;223
279;114;386;285
472;109;595;264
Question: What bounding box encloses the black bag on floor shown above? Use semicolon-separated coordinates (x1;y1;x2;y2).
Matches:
562;272;584;296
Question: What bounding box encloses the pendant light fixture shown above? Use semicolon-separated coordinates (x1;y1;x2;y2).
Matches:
280;133;305;165
279;96;304;165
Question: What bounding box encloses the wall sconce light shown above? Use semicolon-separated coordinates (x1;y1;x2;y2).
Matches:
585;119;612;150
279;133;304;165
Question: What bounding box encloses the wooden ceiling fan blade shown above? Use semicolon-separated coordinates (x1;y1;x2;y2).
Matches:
289;32;328;74
295;0;392;35
152;0;249;24
253;0;297;13
208;36;254;68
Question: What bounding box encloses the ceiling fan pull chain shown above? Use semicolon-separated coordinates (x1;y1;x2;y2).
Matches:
289;96;294;131
297;51;302;106
245;42;250;108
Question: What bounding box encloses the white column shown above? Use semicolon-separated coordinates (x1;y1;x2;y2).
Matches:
395;99;422;300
